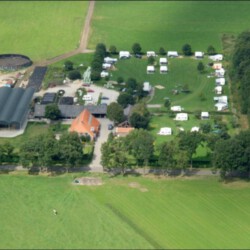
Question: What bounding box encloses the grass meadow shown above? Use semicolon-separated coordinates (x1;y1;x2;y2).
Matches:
89;1;250;53
0;173;250;249
0;1;88;62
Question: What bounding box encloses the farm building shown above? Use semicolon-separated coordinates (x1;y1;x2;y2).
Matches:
27;66;47;92
191;127;199;132
119;51;130;59
209;54;223;61
147;51;156;57
215;78;225;85
100;71;109;78
167;51;178;57
215;85;223;95
159;58;168;65
41;92;56;105
160;66;168;74
147;66;155;74
0;87;35;130
201;112;209;120
143;82;152;92
175;113;188;121
195;51;204;58
158;127;172;135
104;57;117;64
171;106;183;112
69;109;100;140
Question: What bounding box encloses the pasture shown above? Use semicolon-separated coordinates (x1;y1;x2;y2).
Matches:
0;1;88;62
0;173;250;249
89;1;250;52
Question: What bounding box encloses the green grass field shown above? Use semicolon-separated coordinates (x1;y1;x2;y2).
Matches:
89;1;250;52
0;173;250;249
0;1;88;62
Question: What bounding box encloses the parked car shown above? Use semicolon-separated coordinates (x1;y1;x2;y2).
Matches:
82;83;90;87
135;54;142;59
87;89;94;93
108;124;114;130
101;96;109;100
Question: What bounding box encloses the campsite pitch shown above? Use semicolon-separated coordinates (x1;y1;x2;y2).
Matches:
0;174;250;249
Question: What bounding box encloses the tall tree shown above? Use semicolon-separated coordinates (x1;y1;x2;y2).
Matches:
197;61;205;73
207;45;216;55
132;43;142;54
182;43;192;56
107;102;125;124
117;92;135;108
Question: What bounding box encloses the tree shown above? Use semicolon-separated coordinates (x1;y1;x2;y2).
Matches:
68;70;81;80
64;60;73;71
45;104;61;120
117;76;124;84
109;45;117;55
207;45;216;55
164;98;171;110
126;78;137;90
148;56;155;65
159;47;166;55
117;93;135;108
199;91;206;101
107;102;125;124
90;70;101;81
197;61;205;73
129;112;150;129
95;43;107;58
200;123;211;134
182;43;192;56
132;43;142;54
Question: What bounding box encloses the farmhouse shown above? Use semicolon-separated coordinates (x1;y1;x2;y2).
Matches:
215;85;223;95
147;51;156;57
159;58;168;65
160;65;168;74
167;51;178;57
175;113;188;121
171;106;183;112
143;82;152;92
147;65;155;74
158;127;172;135
201;112;209;120
209;54;223;61
195;51;204;59
119;51;130;59
215;78;225;85
70;109;100;140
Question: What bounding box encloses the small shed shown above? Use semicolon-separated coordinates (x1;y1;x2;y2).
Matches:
215;78;225;85
143;82;152;92
195;51;204;58
147;51;156;57
159;58;168;65
158;127;172;135
119;51;130;59
175;113;188;121
160;66;168;74
171;106;183;112
201;112;209;120
147;65;155;74
167;51;178;57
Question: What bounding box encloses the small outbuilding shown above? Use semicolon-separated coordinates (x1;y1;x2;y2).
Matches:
147;66;155;74
119;51;131;59
175;113;188;121
167;51;178;57
147;51;156;57
195;51;204;59
158;127;172;135
160;66;168;74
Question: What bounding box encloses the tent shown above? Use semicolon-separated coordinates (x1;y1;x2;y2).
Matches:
195;51;204;58
158;127;172;135
147;65;155;74
160;66;168;73
171;106;183;112
175;113;188;121
159;58;168;65
215;78;225;85
167;51;178;57
119;51;130;59
147;51;156;57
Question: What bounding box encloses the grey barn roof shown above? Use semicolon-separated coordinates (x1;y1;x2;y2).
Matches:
34;104;107;118
0;87;35;128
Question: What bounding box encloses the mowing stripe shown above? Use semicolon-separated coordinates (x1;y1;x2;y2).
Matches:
106;203;163;249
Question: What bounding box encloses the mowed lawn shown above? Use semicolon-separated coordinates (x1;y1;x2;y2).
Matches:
0;1;88;62
1;174;250;249
89;1;250;52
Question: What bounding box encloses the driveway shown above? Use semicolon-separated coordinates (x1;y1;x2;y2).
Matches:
88;118;113;171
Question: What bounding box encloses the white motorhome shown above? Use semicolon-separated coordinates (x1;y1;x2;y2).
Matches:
167;51;179;57
119;51;131;59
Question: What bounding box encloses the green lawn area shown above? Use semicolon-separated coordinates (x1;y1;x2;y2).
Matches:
1;174;250;249
89;1;250;52
0;1;88;62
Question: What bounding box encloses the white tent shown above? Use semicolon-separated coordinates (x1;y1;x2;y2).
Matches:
100;71;109;78
171;106;183;112
147;51;156;57
215;103;228;111
215;68;225;77
215;78;225;85
158;127;172;135
167;51;178;57
119;51;131;59
160;65;168;73
143;82;152;92
209;54;223;61
195;51;204;58
215;86;222;94
175;113;188;121
147;65;155;74
201;112;209;119
191;127;200;132
159;58;168;65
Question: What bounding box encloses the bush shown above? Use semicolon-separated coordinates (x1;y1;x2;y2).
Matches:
182;43;192;56
68;70;81;80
